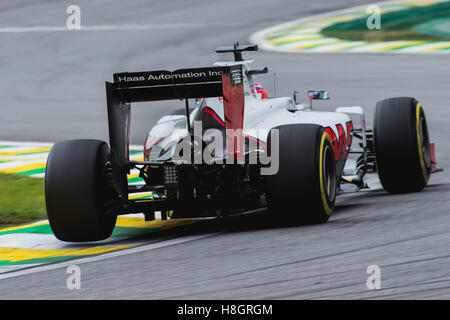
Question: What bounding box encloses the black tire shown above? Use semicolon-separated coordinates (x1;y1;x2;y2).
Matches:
374;97;431;194
266;124;337;224
45;139;117;242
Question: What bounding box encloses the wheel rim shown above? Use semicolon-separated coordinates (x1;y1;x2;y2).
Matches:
419;115;431;171
323;145;336;202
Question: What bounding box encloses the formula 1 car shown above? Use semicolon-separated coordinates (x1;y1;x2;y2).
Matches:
45;43;442;242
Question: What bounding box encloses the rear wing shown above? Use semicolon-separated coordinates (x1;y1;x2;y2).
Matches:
112;67;230;102
105;65;244;198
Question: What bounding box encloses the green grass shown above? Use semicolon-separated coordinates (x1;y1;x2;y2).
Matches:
0;173;46;228
321;2;450;42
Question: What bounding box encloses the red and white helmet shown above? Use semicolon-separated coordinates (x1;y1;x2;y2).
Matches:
253;82;267;99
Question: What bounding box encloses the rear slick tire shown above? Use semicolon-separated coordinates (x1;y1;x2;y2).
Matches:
45;139;117;242
266;124;337;224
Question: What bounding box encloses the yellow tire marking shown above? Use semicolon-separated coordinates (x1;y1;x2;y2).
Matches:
319;132;333;215
416;103;429;183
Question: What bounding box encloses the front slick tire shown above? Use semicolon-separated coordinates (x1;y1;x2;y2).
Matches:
45;139;117;242
266;124;337;225
374;97;431;194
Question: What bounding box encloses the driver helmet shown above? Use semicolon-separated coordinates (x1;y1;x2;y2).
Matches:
253;82;267;99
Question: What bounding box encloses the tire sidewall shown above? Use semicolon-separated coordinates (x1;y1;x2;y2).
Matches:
45;139;117;241
266;124;337;224
374;97;431;193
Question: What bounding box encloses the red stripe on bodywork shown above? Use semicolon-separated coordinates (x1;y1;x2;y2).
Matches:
203;107;225;127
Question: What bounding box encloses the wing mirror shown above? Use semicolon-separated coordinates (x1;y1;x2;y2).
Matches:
308;90;329;100
307;90;329;109
292;90;330;108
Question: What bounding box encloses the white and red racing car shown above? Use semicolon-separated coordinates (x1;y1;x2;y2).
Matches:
45;44;442;242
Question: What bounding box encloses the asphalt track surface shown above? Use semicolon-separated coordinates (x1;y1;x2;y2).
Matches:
1;0;450;299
